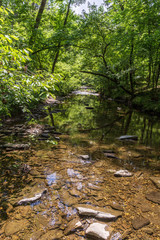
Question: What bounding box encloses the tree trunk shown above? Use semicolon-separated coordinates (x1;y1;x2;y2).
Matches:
129;41;134;97
51;0;72;73
155;62;160;88
29;0;47;45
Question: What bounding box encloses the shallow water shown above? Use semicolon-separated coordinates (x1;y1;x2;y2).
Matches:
0;90;160;239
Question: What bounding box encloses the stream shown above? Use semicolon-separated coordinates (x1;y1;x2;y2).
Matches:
0;88;160;240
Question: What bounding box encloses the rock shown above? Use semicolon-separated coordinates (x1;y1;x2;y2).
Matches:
146;191;160;204
142;227;153;235
17;188;47;205
150;177;160;189
69;189;82;197
60;190;79;206
132;216;150;230
4;220;29;236
117;135;138;141
30;230;44;240
111;232;122;240
121;229;132;239
86;223;113;240
110;203;124;211
79;155;90;160
76;205;122;220
88;183;101;191
11;236;19;240
103;150;115;153
40;133;49;138
64;218;82;235
104;153;118;159
0;143;30;150
114;170;133;177
39;229;63;240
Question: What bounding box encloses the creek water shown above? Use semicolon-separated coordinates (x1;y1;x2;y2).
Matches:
0;89;160;240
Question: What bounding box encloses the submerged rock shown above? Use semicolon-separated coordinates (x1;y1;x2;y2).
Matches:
64;218;82;235
117;135;138;141
39;229;63;240
146;191;160;204
132;216;150;230
110;202;124;211
4;219;29;236
76;205;122;220
86;223;113;240
150;177;160;189
111;232;122;240
17;188;47;205
114;170;133;177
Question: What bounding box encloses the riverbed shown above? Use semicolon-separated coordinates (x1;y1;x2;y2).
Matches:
0;89;159;240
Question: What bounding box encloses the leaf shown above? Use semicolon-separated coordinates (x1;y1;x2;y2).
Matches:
10;35;19;41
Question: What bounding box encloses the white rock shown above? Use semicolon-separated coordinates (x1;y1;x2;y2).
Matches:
86;223;111;240
114;170;133;177
76;205;122;220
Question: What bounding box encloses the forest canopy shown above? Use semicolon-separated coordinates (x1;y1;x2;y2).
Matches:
0;0;160;118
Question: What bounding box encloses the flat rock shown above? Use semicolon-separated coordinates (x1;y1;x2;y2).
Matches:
88;183;102;191
114;170;133;177
142;227;153;235
64;218;82;235
0;143;30;150
4;219;29;236
132;216;150;230
117;135;138;141
104;153;118;159
79;155;90;160
146;191;160;204
86;223;113;240
39;229;63;240
69;189;82;197
76;204;122;220
60;190;79;206
150;177;160;189
110;202;124;211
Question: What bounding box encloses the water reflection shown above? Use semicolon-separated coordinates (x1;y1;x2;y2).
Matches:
53;94;160;149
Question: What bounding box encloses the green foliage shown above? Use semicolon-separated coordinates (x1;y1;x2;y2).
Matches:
0;6;59;119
